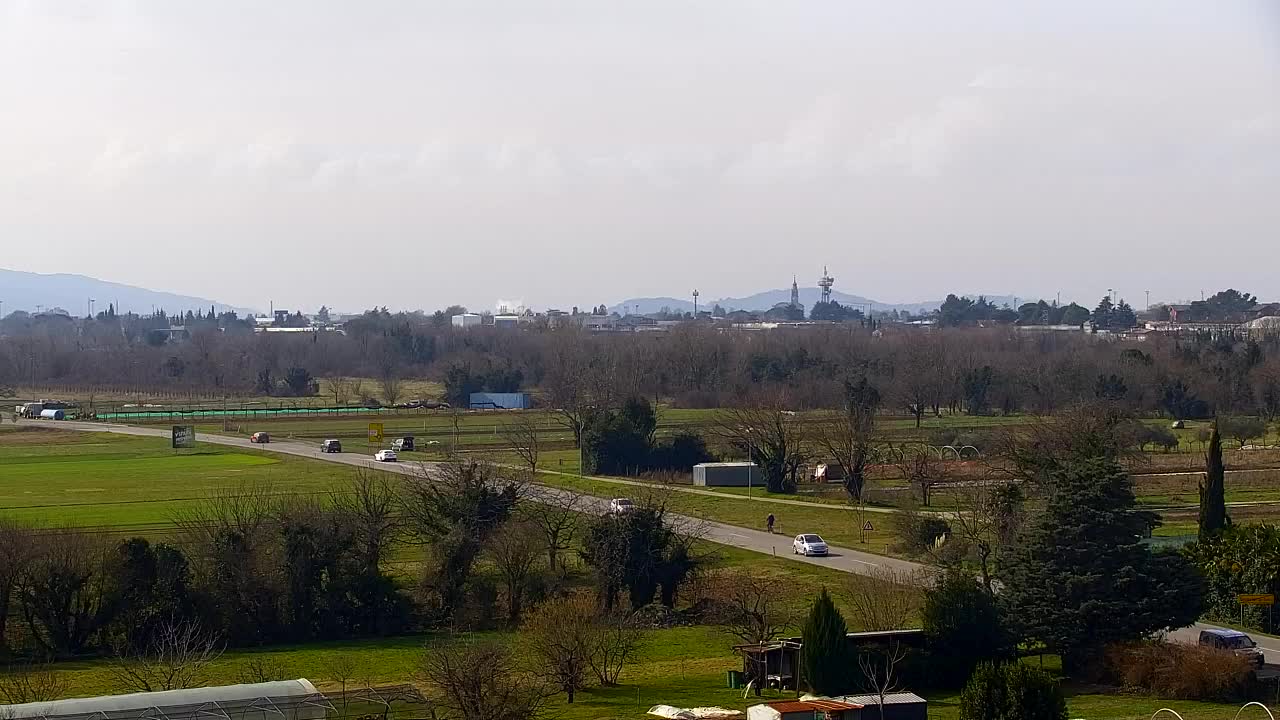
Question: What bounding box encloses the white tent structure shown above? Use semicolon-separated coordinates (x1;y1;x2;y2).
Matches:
2;680;332;720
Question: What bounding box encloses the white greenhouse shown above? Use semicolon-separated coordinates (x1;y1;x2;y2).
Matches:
2;680;331;720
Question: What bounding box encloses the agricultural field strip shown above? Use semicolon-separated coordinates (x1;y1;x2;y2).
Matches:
13;423;1264;670
21;420;919;578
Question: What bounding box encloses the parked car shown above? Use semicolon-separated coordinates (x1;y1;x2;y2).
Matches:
793;534;829;556
1198;628;1265;667
321;439;342;453
609;498;635;515
374;449;398;462
250;432;270;444
392;436;415;452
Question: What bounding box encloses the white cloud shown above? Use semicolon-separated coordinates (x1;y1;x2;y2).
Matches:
849;95;997;178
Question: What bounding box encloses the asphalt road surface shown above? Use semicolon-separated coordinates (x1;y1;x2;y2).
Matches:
16;418;1251;651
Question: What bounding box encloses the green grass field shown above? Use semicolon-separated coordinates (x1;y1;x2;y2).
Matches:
6;421;1280;718
0;426;356;529
37;626;1258;720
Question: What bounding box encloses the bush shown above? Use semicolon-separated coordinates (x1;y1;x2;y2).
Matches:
1103;641;1254;702
958;662;1066;720
890;507;954;559
922;570;1012;688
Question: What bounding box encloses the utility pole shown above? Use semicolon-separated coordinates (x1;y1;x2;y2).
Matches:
1145;290;1150;312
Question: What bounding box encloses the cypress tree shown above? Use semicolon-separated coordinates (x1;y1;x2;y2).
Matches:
1198;424;1229;537
800;588;852;695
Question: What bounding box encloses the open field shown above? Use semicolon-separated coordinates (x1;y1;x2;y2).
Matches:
34;627;1259;720
8;416;1278;558
5;422;1280;718
0;425;355;528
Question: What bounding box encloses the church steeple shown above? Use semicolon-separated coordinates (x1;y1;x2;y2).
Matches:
790;276;800;308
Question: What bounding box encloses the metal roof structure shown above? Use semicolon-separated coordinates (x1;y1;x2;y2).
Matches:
2;680;332;720
765;700;862;713
835;693;927;706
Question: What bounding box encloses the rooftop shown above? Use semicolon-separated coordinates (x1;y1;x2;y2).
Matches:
766;700;862;713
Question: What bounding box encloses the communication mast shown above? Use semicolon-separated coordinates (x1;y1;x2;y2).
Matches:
818;266;835;304
692;289;699;316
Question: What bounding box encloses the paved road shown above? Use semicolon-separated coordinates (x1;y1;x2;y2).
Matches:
16;420;1241;647
18;420;920;577
1168;623;1280;667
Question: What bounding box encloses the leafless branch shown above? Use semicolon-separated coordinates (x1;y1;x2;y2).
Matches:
108;619;225;692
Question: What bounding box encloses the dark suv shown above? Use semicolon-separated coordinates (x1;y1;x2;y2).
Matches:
321;439;342;453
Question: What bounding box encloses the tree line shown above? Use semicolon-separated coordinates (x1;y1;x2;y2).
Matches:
3;298;1279;424
0;461;706;689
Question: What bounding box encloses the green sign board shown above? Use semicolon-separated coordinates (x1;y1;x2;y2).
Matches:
172;425;196;449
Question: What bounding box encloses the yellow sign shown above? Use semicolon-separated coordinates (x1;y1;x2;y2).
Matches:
368;423;384;444
1238;594;1275;606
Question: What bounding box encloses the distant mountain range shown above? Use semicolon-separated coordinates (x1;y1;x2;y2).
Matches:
611;288;1027;316
0;268;253;317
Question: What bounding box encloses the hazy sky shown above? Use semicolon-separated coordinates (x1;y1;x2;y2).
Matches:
2;1;1278;313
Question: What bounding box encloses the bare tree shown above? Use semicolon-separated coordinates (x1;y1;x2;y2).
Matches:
0;659;69;704
379;374;404;406
419;640;554;720
107;620;225;692
544;330;594;448
713;570;797;644
811;377;882;502
858;640;910;720
589;612;644;687
487;520;545;625
521;490;583;572
325;654;359;714
500;415;542;474
330;376;353;406
889;443;949;507
950;474;1023;592
331;469;403;576
712;570;797;688
236;655;289;684
844;567;923;632
714;402;806;493
0;519;33;652
521;593;598;703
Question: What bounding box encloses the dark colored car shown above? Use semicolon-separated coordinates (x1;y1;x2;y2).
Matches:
250;432;270;444
321;439;342;453
392;436;415;452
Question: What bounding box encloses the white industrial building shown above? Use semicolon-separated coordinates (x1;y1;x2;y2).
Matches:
451;313;482;329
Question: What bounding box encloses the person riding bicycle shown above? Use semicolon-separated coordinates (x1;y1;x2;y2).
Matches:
766;513;775;533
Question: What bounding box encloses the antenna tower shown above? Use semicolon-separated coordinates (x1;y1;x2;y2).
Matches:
818;266;835;304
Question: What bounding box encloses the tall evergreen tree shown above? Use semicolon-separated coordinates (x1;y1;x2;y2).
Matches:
1001;457;1204;672
800;588;853;695
1198;425;1229;537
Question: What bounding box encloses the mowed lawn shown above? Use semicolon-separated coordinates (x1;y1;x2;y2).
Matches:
0;426;357;528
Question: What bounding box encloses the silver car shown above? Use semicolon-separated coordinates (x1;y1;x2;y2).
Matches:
793;534;829;556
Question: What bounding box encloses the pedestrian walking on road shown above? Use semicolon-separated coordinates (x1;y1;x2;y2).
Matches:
766;513;775;533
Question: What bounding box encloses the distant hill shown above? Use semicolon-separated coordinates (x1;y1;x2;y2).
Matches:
611;289;1026;316
0;268;253;317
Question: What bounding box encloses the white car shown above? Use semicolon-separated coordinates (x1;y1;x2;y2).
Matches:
374;449;398;462
609;498;635;515
793;534;829;556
